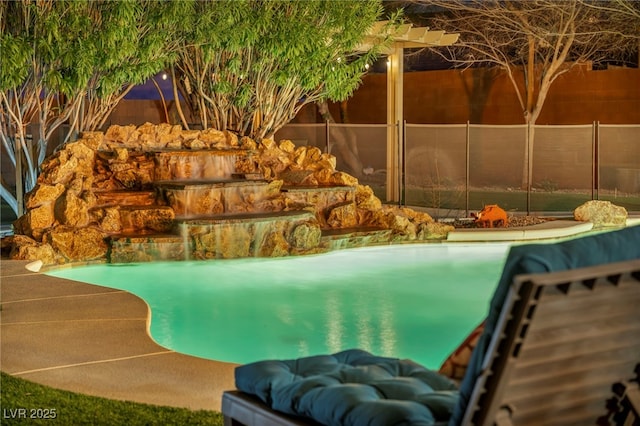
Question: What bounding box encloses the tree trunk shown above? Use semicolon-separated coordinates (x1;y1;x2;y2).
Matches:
522;119;535;190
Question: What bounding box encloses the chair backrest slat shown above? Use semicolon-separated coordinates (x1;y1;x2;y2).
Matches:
462;259;640;426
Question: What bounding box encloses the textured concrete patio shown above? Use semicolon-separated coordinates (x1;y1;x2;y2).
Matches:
1;259;236;411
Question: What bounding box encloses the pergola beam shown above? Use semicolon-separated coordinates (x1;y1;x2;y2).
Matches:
363;21;459;202
355;21;458;51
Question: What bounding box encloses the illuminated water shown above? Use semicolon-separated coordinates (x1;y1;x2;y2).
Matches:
47;243;511;369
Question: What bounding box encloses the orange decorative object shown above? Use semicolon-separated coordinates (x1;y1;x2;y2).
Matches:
474;204;508;228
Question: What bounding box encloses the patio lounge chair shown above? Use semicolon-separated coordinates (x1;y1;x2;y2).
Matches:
222;225;640;426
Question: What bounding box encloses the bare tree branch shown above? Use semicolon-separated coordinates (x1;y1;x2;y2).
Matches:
418;0;637;187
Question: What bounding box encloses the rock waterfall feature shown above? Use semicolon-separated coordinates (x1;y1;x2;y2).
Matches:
8;123;453;265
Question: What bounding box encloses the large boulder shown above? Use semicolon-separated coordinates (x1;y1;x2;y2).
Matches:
43;226;108;262
8;235;61;265
327;203;359;229
418;222;455;240
40;141;95;185
257;230;290;258
355;185;382;211
25;183;66;209
574;200;627;228
290;222;322;250
13;204;56;241
54;191;91;227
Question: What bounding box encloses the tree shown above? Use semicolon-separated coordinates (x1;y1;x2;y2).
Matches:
0;0;189;216
70;0;190;135
173;0;396;140
1;0;93;215
421;0;637;187
584;0;640;66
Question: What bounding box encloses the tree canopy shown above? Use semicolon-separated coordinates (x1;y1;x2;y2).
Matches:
1;0;392;215
1;0;95;214
0;0;189;215
75;0;190;133
174;0;394;139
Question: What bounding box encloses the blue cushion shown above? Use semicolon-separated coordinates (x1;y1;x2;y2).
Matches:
450;224;640;424
235;349;458;425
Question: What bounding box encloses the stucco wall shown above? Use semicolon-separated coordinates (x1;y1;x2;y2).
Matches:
321;66;640;125
108;67;639;127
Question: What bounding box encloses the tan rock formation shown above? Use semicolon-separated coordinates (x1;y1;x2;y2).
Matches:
327;203;359;229
9;235;61;265
574;200;627;228
13;205;56;241
119;207;175;234
290;222;322;249
25;183;66;209
94;207;123;234
43;226;108;262
239;136;257;150
354;185;382;211
257;229;290;258
54;191;91;227
418;222;455;240
39;142;94;185
8;123;453;265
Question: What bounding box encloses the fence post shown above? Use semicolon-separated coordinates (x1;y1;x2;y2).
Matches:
401;120;406;206
594;121;599;200
325;120;330;154
526;123;531;215
465;121;470;216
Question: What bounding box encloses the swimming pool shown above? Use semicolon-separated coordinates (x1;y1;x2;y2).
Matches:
47;242;511;369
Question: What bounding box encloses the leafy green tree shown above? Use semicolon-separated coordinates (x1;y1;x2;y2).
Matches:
1;0;94;215
174;0;395;140
0;0;189;216
71;0;191;134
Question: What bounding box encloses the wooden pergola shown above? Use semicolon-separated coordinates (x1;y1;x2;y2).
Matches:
357;21;459;202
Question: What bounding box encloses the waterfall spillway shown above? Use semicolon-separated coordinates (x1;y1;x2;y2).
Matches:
154;150;241;181
156;179;276;218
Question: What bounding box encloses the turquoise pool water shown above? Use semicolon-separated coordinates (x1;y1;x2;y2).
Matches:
47;242;511;369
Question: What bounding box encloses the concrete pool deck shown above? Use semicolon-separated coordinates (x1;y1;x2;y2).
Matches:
1;218;639;413
0;259;236;411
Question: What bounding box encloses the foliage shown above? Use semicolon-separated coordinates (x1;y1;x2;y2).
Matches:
174;0;396;139
0;0;189;216
0;0;394;216
0;372;224;426
74;0;191;133
1;0;94;214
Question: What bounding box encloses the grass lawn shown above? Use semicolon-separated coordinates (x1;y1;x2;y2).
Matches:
0;372;224;425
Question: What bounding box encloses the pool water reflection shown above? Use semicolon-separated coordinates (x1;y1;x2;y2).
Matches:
47;243;510;369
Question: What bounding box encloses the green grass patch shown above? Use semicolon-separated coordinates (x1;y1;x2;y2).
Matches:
0;372;224;425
